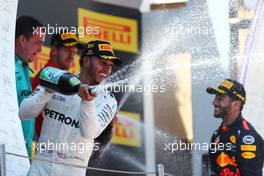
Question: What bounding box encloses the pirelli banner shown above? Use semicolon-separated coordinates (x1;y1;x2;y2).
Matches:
78;8;139;53
112;111;141;147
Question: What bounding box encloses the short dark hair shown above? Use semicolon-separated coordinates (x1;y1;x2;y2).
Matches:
230;96;245;111
15;16;43;39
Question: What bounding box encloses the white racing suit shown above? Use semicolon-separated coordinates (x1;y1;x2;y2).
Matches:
19;86;117;176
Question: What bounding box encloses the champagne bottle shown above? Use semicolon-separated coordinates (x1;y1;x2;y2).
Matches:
39;66;81;95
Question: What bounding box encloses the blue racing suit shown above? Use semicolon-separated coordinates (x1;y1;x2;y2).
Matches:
209;115;264;176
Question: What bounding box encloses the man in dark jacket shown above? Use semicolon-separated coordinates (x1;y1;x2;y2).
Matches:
207;79;264;176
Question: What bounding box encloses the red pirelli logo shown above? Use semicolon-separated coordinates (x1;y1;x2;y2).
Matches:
78;8;138;53
111;111;141;147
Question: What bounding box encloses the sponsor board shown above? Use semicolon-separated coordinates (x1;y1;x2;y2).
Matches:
112;111;141;147
78;8;138;53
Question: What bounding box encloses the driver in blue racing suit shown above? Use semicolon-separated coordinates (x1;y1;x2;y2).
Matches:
207;79;264;176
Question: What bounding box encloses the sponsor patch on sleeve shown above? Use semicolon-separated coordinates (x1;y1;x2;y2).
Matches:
240;145;256;151
242;135;255;144
241;152;256;159
229;135;236;144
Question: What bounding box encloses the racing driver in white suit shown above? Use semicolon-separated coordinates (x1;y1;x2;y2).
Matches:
19;40;122;176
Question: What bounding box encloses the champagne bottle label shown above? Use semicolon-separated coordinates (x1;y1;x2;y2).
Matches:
40;66;66;84
69;76;81;86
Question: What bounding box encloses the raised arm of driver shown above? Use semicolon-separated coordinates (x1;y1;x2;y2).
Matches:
77;84;96;101
19;85;54;119
79;84;118;139
78;84;100;138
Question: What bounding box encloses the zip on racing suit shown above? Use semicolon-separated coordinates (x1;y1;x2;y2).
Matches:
209;114;264;176
19;85;117;176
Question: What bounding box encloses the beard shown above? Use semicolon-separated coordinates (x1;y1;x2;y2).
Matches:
213;105;230;118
